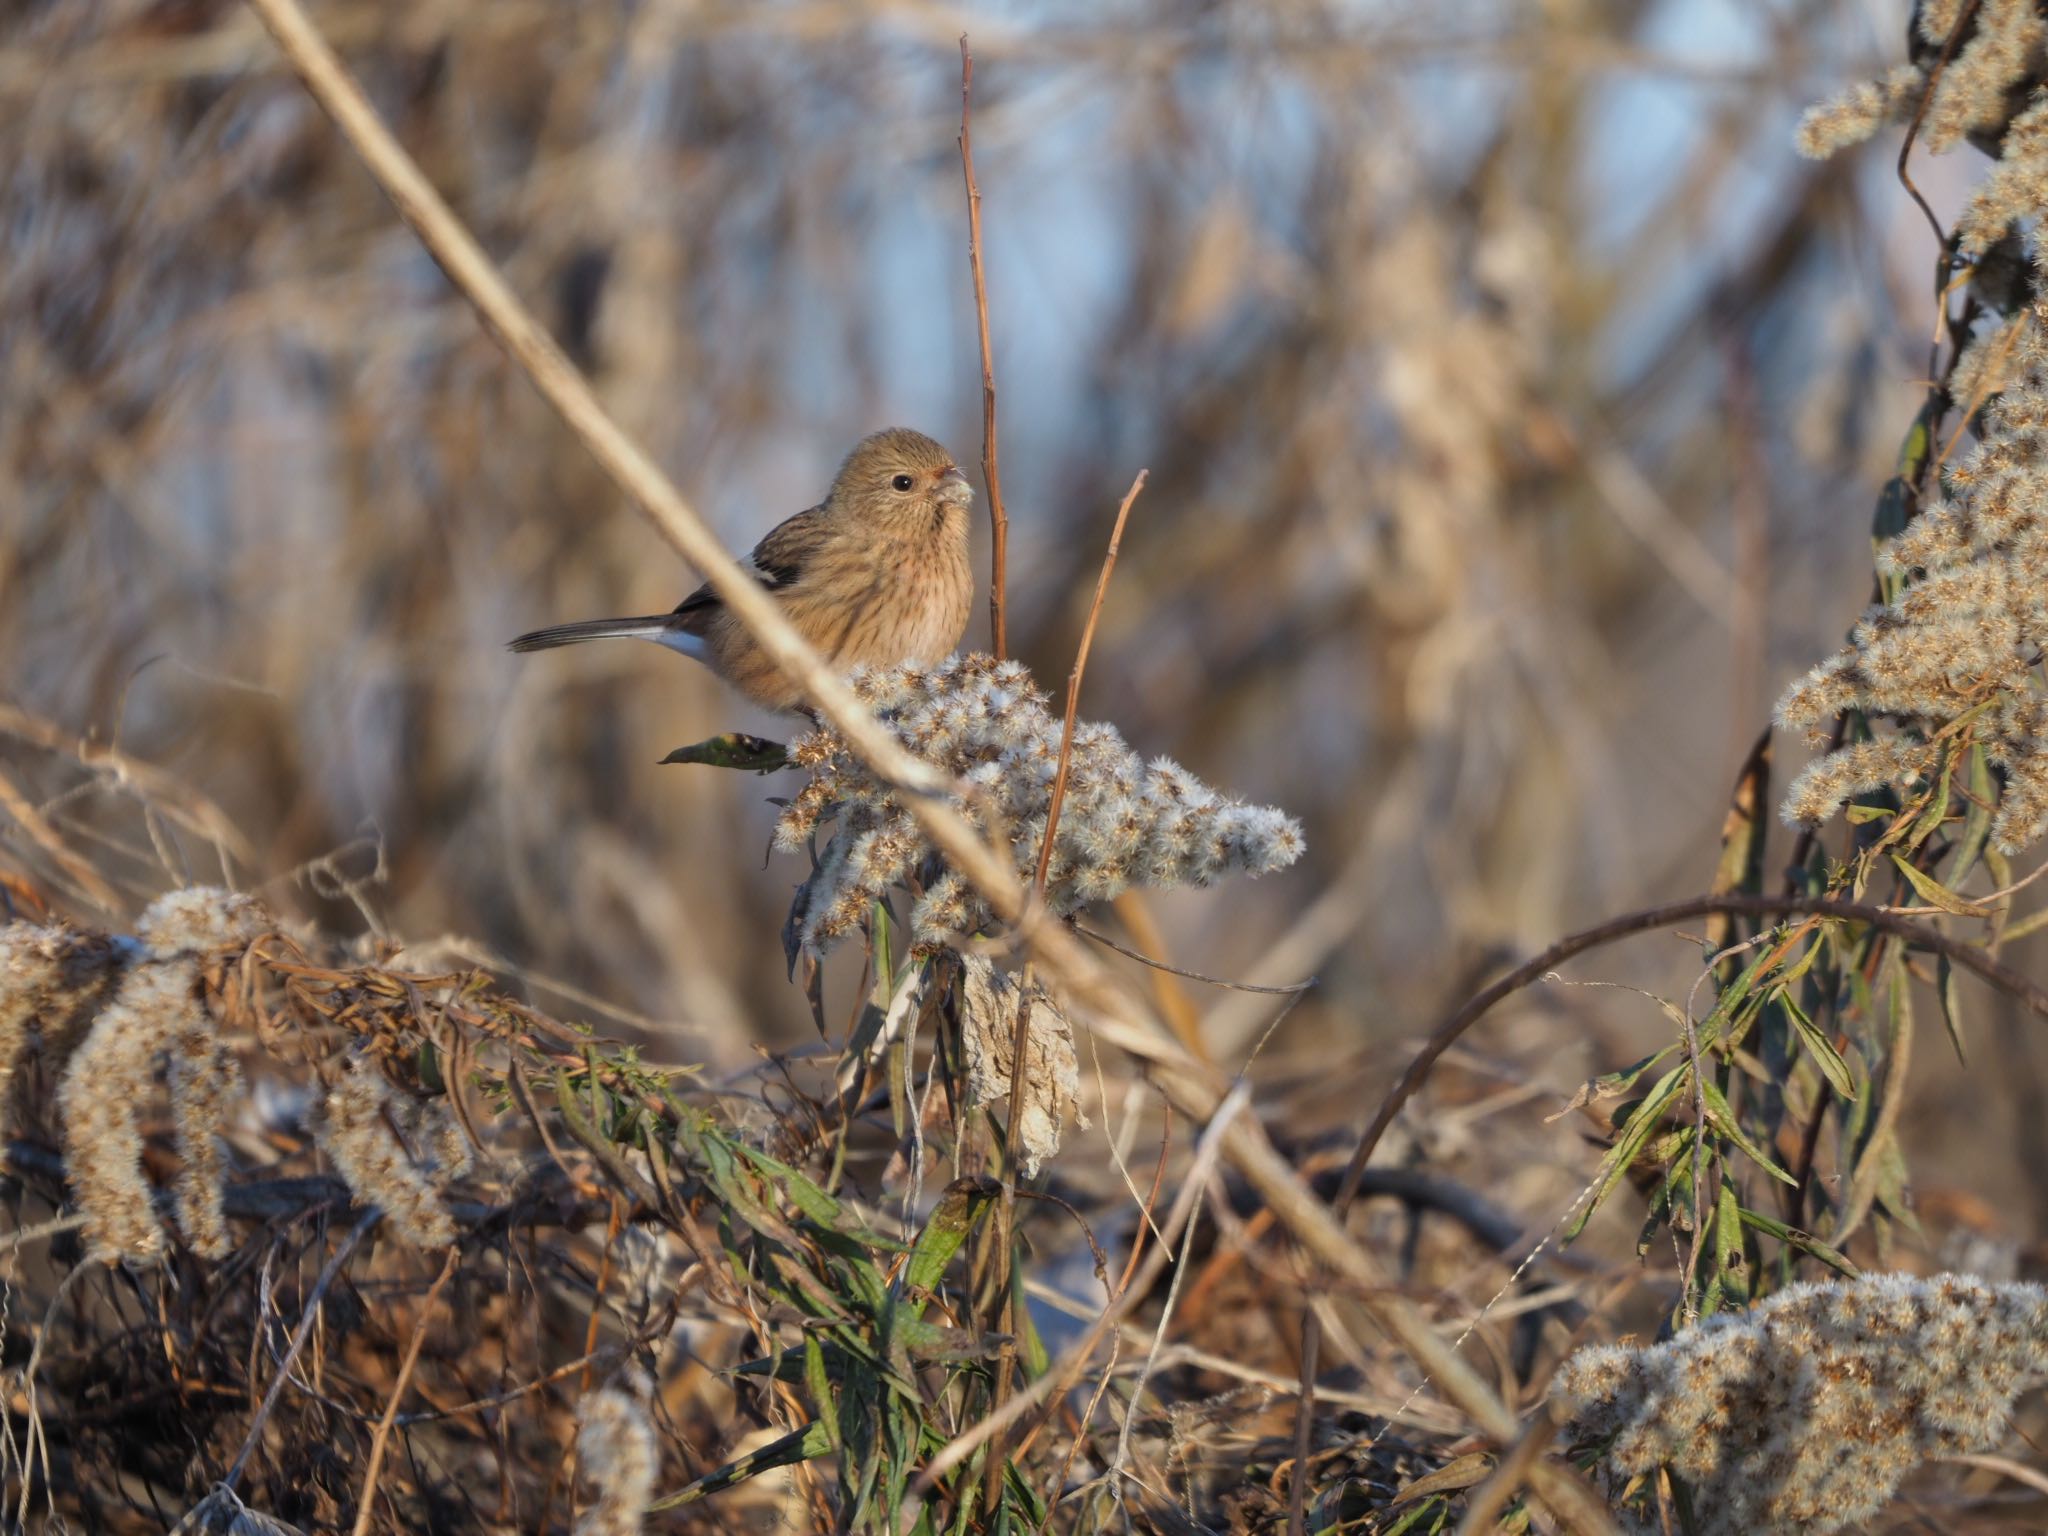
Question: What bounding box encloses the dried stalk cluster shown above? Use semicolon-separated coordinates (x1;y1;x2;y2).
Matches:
0;888;467;1262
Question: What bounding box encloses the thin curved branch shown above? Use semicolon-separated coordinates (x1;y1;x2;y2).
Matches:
1333;893;2048;1215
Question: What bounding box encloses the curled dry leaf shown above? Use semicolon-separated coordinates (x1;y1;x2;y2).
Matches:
956;955;1085;1177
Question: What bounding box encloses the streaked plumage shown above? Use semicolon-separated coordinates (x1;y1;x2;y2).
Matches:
510;428;975;712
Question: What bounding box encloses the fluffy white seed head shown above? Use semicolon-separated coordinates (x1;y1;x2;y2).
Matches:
777;655;1305;954
1556;1272;2048;1535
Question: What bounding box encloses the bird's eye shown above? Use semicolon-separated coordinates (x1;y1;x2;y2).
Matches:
891;473;916;492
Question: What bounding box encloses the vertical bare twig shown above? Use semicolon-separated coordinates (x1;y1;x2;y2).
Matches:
959;37;1010;658
351;1246;459;1536
982;468;1145;1509
1032;469;1149;895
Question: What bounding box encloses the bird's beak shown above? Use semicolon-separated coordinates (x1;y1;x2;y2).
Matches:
937;465;974;508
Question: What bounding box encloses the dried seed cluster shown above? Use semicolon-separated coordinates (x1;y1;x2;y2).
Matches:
1796;2;2046;215
1797;1;2048;255
573;1372;658;1536
1777;302;2048;849
2;887;471;1263
1555;1272;2048;1536
46;888;269;1263
775;654;1304;953
315;1052;469;1249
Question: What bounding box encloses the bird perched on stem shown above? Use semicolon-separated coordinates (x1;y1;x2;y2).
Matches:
510;428;975;712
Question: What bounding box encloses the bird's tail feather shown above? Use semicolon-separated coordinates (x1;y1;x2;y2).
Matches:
507;615;675;652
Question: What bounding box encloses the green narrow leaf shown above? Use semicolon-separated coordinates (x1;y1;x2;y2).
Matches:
1987;845;2013;893
1735;1206;1859;1276
2005;905;2048;943
1889;854;1990;917
1568;1066;1689;1242
1700;1078;1797;1186
1906;752;1953;851
1550;1045;1678;1122
736;1144;846;1228
647;1420;834;1509
658;733;790;771
803;1333;841;1448
1778;993;1855;1099
1635;1127;1696;1259
1936;953;1967;1066
1952;744;1995;886
1710;1175;1751;1312
902;1177;999;1302
1707;729;1771;956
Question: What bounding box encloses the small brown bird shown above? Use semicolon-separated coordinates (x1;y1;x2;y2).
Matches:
510;428;975;712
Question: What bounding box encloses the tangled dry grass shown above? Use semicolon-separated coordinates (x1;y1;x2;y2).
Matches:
5;1;2048;1534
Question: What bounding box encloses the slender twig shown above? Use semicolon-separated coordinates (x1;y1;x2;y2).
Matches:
0;763;123;912
1106;1088;1237;1515
1285;1306;1321;1536
224;1209;380;1491
1897;0;1981;248
982;467;1145;1502
1033;470;1148;895
1019;1103;1170;1491
985;955;1036;1517
958;36;1009;658
350;1245;458;1536
1332;893;2048;1214
1073;920;1314;994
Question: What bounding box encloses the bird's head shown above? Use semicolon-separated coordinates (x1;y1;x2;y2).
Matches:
834;427;974;533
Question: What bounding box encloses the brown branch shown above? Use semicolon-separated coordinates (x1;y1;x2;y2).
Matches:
350;1245;458;1536
1033;469;1147;894
1331;893;2048;1216
959;36;1009;659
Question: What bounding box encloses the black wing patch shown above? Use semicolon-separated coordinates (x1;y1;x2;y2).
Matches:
668;503;827;629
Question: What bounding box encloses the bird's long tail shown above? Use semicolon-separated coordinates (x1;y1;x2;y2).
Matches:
507;615;678;652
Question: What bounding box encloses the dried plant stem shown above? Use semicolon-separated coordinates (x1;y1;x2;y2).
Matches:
1033;469;1147;896
238;0;1558;1465
912;1088;1245;1507
1334;893;2048;1204
986;957;1036;1517
351;1245;458;1536
1074;917;1313;995
958;37;1009;658
991;466;1141;1507
0;763;121;912
223;1208;381;1492
1451;1413;1558;1536
1897;0;1983;246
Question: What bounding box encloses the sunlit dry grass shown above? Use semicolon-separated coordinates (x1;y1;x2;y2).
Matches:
3;1;2047;1532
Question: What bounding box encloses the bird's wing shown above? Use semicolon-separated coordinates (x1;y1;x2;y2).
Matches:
668;503;830;634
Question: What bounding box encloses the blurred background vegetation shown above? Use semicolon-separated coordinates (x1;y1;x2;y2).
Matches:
5;0;2040;1276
